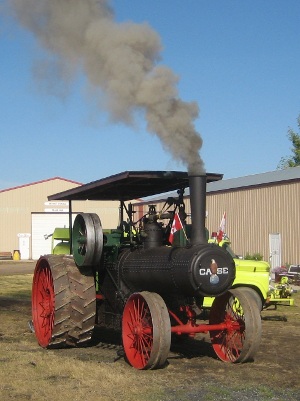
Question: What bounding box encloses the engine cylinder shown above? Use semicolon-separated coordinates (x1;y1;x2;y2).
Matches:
143;221;163;249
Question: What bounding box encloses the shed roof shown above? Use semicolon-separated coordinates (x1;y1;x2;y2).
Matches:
48;171;223;202
207;166;300;193
0;177;82;194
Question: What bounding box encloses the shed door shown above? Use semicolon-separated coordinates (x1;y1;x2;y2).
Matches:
31;213;76;260
269;233;281;270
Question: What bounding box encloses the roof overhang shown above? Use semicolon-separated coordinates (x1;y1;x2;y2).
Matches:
48;170;223;202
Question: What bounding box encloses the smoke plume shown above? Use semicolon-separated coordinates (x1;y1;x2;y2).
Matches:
8;0;205;174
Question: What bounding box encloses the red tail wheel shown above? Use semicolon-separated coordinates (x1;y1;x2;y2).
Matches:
32;255;71;348
209;288;261;363
122;292;171;370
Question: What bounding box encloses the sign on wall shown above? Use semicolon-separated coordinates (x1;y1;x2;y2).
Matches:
44;201;69;213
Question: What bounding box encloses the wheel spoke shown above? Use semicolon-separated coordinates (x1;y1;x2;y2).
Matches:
125;297;153;365
224;330;243;361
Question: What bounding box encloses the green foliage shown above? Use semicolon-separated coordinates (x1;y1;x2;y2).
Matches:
277;114;300;169
244;252;263;261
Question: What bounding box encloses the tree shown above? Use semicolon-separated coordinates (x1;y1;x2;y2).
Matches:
277;114;300;169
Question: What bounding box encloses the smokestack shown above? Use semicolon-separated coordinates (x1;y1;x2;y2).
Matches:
189;175;207;245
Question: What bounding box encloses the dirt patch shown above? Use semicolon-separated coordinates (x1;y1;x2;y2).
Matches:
0;260;35;275
0;276;299;401
58;302;300;395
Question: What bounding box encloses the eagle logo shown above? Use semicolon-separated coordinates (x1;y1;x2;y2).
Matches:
210;259;220;284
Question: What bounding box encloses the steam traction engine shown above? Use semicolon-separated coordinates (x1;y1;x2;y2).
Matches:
32;171;262;369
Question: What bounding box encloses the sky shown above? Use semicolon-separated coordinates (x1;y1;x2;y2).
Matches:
0;0;299;190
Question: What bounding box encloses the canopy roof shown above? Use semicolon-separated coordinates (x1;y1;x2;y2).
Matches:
48;170;223;202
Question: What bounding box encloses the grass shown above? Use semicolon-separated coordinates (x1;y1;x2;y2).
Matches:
0;275;300;401
0;274;33;299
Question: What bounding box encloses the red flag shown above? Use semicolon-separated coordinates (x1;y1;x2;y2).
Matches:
169;213;184;243
217;212;226;243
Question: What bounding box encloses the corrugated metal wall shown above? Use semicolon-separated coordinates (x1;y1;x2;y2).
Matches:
206;181;299;265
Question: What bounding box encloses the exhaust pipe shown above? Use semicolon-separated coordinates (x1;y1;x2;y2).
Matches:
189;175;207;245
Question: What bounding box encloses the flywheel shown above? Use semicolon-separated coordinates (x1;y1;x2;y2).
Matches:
72;213;103;267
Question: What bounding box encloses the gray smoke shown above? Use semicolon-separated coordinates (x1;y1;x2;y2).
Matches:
8;0;205;174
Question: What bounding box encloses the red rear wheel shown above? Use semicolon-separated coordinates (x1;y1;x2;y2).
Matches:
32;255;70;347
122;292;171;370
209;288;261;362
32;255;96;348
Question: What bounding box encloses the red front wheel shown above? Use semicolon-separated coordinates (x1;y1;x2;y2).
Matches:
209;288;261;362
122;291;171;370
